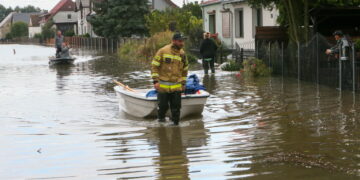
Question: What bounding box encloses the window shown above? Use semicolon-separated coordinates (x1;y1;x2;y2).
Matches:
222;12;231;38
257;9;262;26
68;14;72;19
253;8;263;37
209;14;216;34
235;9;244;38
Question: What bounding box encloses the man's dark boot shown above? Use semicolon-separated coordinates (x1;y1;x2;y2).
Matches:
172;118;179;125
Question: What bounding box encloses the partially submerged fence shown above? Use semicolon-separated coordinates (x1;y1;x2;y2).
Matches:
0;36;146;54
233;41;256;64
64;37;146;54
257;33;360;91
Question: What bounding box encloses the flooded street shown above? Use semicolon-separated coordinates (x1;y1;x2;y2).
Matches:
0;44;359;179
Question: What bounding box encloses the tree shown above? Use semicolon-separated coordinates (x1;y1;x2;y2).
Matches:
10;22;28;38
0;4;13;22
41;20;55;40
18;5;42;13
145;8;203;48
0;4;42;22
145;8;203;36
89;0;150;38
182;2;202;19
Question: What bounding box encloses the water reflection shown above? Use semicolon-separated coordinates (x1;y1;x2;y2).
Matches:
97;119;208;179
155;126;189;179
202;74;216;94
49;64;75;92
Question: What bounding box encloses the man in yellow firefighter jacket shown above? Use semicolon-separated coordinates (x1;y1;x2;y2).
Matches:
151;33;189;125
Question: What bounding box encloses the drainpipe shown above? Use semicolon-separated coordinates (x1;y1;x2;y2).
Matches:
201;5;205;32
222;0;234;49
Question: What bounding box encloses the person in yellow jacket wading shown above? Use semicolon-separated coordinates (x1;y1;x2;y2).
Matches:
151;33;189;125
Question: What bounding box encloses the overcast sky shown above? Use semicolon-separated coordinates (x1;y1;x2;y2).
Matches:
0;0;199;10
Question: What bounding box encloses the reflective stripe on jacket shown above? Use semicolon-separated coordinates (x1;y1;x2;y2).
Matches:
151;43;188;93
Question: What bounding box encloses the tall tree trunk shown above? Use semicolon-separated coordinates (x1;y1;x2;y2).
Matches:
285;0;299;43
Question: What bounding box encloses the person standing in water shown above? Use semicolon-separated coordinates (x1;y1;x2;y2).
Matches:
55;31;64;58
151;33;189;125
200;32;218;75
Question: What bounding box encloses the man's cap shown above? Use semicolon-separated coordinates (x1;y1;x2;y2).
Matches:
172;33;187;40
333;30;343;36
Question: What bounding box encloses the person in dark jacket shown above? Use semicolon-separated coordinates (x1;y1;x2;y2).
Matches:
326;30;349;59
200;32;218;74
55;31;63;58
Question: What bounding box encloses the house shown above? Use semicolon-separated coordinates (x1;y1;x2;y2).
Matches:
148;0;178;10
29;15;42;38
201;0;279;49
40;0;78;33
75;0;98;37
0;12;42;39
74;0;178;38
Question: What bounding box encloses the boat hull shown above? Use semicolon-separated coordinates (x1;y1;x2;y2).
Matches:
114;86;209;118
49;57;75;65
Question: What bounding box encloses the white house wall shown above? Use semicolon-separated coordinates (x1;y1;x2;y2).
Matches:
202;3;232;48
232;2;256;47
29;27;42;38
262;7;278;26
202;1;278;49
77;8;97;37
53;11;78;23
153;0;173;11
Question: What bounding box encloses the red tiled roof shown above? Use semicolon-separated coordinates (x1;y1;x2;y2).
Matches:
46;0;75;21
201;0;221;5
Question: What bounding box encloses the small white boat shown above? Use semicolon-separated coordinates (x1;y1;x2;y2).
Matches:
114;86;210;118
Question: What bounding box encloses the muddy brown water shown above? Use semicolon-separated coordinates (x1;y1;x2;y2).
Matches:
0;44;359;179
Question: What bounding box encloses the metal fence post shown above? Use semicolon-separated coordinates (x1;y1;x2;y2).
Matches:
111;39;114;53
106;38;109;53
281;41;284;76
316;34;319;83
352;43;356;91
298;42;301;80
240;48;244;64
268;41;271;67
256;40;259;58
339;58;342;91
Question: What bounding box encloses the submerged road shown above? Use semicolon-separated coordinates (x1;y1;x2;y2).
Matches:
0;44;359;179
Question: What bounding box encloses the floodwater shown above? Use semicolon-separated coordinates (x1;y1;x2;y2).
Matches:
0;44;359;179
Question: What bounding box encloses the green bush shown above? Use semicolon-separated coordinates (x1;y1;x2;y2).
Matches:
41;20;55;40
355;39;360;51
118;31;199;66
33;33;42;39
10;21;28;38
241;57;272;77
118;40;141;61
5;32;12;39
187;53;198;64
221;60;242;71
140;31;173;59
119;31;172;61
64;29;75;37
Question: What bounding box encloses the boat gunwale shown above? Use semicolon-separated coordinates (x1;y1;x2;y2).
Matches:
114;86;210;102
